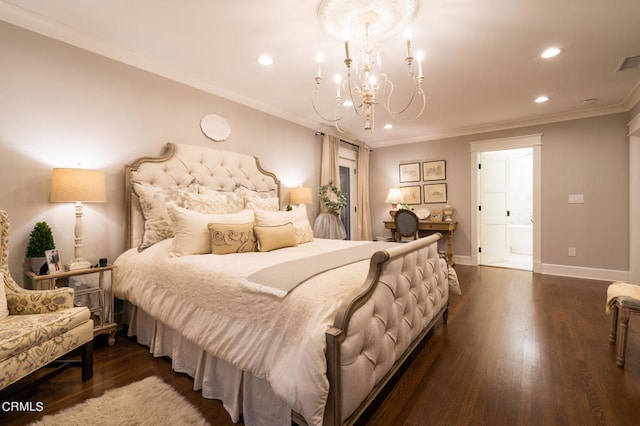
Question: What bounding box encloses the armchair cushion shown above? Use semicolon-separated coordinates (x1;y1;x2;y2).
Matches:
0;306;91;363
1;270;74;315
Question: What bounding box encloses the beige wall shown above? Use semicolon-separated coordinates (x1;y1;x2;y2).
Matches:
370;113;630;272
0;20;632;283
0;22;320;285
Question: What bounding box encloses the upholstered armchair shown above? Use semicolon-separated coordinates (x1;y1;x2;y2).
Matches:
0;209;94;390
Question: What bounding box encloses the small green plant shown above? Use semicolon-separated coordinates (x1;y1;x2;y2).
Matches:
25;221;55;258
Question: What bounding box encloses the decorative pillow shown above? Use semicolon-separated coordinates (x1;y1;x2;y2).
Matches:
238;186;280;211
184;190;244;214
253;205;313;244
253;223;298;252
0;270;8;321
132;181;198;251
169;206;255;256
208;222;257;254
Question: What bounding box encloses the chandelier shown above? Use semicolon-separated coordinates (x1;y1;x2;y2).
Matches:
312;0;425;134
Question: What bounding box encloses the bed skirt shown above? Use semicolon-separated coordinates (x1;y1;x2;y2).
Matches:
123;302;292;426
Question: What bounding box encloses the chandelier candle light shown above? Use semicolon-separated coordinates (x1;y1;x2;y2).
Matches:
313;0;425;133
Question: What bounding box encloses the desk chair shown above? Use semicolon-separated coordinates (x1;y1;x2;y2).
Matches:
394;209;419;242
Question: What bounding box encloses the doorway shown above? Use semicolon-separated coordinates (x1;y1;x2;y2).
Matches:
339;148;358;240
480;148;533;270
470;134;542;272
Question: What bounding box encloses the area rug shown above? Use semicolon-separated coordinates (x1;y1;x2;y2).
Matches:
30;376;209;425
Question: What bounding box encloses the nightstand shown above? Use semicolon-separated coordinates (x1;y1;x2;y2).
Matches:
27;265;117;346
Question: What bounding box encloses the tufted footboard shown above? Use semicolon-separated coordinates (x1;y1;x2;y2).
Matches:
323;233;449;426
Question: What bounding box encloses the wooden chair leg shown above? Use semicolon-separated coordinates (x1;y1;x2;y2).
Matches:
609;303;619;343
81;341;94;382
616;308;630;368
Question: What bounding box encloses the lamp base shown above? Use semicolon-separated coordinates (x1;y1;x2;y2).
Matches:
64;259;92;271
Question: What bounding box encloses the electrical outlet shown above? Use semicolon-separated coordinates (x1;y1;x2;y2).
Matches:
568;247;577;257
568;194;584;204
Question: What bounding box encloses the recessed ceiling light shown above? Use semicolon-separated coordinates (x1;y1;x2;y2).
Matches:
384;123;393;130
535;95;550;103
257;55;273;66
581;98;598;105
541;47;562;59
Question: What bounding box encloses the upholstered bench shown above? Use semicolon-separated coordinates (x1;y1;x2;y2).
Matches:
607;282;640;368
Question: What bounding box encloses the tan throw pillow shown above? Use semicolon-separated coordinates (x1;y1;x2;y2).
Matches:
253;206;313;245
168;206;255;256
208;222;257;254
253;223;298;252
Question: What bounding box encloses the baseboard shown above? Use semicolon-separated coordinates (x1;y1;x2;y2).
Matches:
539;263;629;282
454;256;629;282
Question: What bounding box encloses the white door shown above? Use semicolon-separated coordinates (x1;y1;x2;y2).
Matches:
480;152;510;264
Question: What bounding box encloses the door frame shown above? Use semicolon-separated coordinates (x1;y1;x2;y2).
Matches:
470;134;542;272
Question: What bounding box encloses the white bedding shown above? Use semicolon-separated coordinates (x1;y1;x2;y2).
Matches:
113;238;376;426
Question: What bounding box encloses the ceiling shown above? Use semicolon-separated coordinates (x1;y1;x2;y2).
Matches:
1;0;640;148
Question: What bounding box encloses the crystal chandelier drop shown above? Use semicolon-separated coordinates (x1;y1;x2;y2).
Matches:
312;0;426;134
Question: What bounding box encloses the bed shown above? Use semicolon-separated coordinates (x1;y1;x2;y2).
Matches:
113;143;449;426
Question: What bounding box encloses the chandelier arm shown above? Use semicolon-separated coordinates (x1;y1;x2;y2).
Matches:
345;76;364;117
334;99;356;133
381;77;426;122
311;84;348;123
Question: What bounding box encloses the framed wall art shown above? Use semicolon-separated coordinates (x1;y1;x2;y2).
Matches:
399;162;420;183
399;186;421;205
422;160;446;181
423;183;447;203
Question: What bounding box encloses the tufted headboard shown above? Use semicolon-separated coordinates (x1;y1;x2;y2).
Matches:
124;143;280;249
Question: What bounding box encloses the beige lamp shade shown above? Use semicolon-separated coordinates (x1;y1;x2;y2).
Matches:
385;188;403;205
290;186;313;205
50;168;106;203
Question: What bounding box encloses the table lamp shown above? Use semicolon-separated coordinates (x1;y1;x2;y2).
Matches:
50;168;106;271
290;186;313;206
385;188;403;217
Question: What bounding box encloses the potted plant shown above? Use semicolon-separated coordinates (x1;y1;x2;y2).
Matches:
25;221;55;274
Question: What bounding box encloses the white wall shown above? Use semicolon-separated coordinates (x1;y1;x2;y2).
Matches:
0;21;321;285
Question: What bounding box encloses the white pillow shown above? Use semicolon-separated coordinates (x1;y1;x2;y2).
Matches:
132;181;198;251
184;190;244;214
237;186;280;211
253;205;313;244
0;270;9;321
169;206;255;256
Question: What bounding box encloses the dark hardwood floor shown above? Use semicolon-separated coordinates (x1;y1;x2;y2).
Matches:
1;265;639;425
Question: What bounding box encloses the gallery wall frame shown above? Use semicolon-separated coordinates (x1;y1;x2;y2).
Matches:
399;162;420;183
422;160;446;181
423;183;447;203
400;185;421;205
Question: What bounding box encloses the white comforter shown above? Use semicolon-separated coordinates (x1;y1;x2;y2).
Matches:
113;238;374;426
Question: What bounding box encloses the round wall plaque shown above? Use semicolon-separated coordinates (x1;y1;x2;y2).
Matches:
200;114;231;142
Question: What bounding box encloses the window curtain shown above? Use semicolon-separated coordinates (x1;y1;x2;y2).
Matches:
320;133;341;197
356;144;372;241
314;133;347;239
